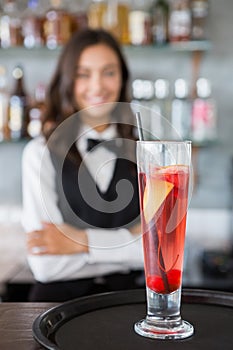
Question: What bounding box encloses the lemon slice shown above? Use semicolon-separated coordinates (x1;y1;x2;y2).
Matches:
143;178;174;224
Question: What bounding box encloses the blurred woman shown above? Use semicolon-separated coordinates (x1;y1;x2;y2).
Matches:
22;28;144;302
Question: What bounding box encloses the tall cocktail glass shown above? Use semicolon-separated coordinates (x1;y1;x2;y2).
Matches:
134;140;194;340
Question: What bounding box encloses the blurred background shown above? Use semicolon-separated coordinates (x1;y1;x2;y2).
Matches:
0;0;233;301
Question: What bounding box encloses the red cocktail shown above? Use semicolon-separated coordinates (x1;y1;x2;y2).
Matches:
135;141;193;340
139;165;189;294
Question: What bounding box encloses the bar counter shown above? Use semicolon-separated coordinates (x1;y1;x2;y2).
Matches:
1;289;233;350
0;302;56;350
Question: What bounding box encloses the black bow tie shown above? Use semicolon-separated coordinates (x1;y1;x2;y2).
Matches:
86;138;105;152
86;138;121;153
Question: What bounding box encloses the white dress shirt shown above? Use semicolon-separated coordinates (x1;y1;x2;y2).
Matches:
21;124;143;282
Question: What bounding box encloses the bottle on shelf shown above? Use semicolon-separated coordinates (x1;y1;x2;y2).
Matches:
171;78;192;139
131;78;154;139
27;82;46;138
87;0;130;44
115;0;131;45
128;0;152;45
0;0;23;48
8;65;30;140
191;77;217;142
100;0;119;41
191;0;209;40
43;0;72;49
168;0;192;42
150;0;169;45
0;65;9;141
21;0;45;49
68;0;88;35
150;78;171;139
87;0;106;29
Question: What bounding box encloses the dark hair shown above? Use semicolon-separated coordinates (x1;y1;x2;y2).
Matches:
42;28;134;140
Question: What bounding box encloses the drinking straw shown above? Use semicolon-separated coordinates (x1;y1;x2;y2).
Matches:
135;111;170;293
135;112;144;142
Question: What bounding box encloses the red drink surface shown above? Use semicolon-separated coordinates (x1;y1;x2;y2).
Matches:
139;165;189;294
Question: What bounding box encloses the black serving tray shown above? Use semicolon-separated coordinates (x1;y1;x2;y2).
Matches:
33;288;233;350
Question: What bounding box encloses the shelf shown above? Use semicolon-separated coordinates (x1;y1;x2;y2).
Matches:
0;138;29;146
165;40;212;51
123;40;211;53
0;40;211;55
0;46;62;59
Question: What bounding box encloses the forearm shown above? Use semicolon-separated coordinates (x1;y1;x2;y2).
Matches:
27;224;143;282
27;222;141;257
27;223;88;255
58;223;89;254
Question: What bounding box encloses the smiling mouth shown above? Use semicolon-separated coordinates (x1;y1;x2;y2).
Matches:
87;97;108;105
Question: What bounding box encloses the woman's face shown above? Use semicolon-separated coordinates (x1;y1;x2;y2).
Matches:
74;43;122;128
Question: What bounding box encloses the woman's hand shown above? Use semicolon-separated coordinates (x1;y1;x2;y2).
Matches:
27;222;89;255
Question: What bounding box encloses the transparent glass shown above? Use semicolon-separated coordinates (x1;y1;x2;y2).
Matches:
134;140;194;340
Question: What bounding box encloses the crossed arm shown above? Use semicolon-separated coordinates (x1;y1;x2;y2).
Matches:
27;222;141;256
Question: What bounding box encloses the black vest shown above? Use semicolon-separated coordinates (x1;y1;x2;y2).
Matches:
50;143;140;230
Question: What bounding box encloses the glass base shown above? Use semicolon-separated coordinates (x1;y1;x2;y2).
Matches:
134;318;194;340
